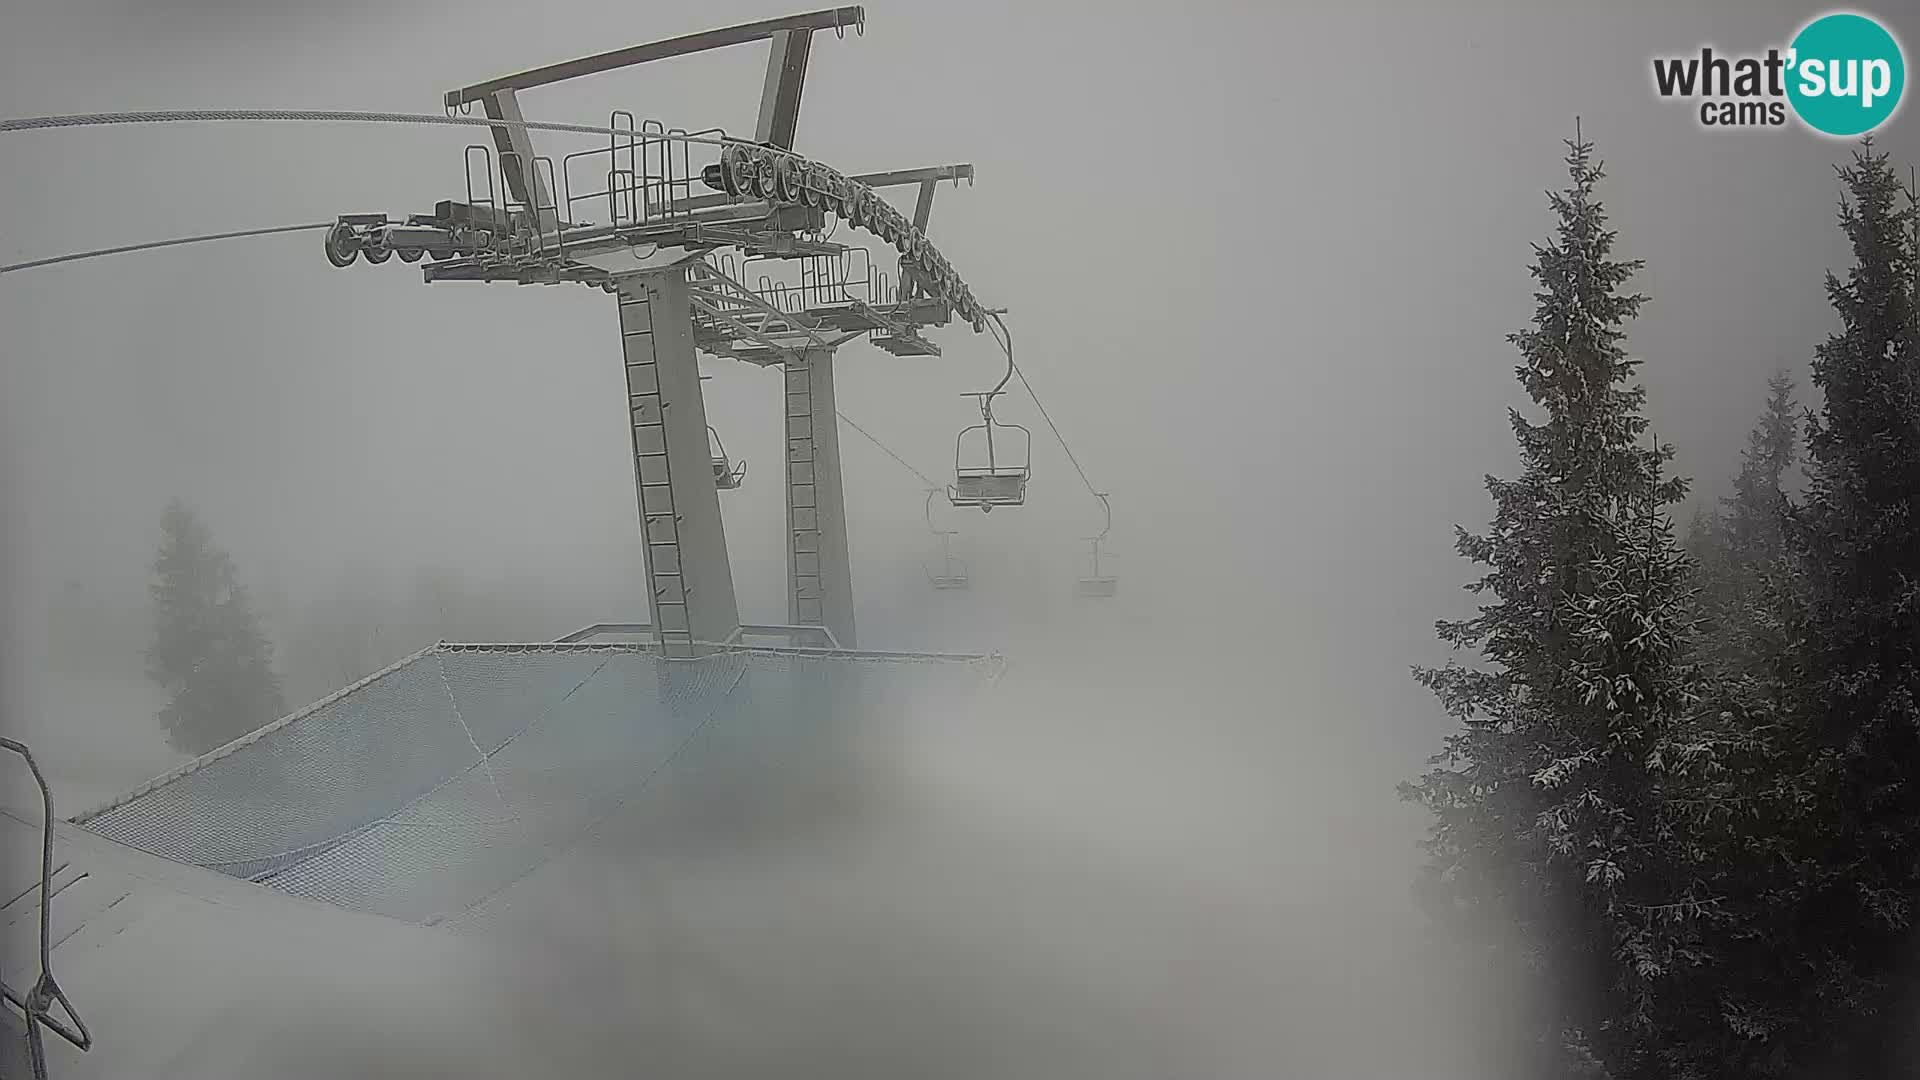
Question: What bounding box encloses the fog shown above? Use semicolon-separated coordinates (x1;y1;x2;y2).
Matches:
2;0;1916;1075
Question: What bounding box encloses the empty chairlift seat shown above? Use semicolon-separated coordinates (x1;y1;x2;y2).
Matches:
1076;495;1117;598
948;407;1030;512
950;469;1026;507
927;531;971;590
1076;570;1117;599
924;489;972;589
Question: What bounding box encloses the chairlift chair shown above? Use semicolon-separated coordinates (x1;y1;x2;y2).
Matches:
947;394;1030;512
1076;541;1117;598
923;489;971;590
708;426;747;491
928;533;971;590
1076;493;1117;598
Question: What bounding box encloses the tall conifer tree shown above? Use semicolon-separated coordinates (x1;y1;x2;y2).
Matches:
147;499;286;755
1405;129;1700;1077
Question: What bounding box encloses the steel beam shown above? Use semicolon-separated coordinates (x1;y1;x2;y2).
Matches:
617;269;740;657
755;29;813;149
899;178;940;299
480;90;554;225
784;348;856;649
910;179;938;232
445;8;863;108
840;164;974;190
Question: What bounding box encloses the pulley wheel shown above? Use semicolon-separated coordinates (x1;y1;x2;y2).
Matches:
773;156;798;203
720;145;744;198
323;222;359;268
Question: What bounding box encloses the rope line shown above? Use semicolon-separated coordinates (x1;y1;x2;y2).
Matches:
836;410;941;490
0;108;728;144
0;222;331;275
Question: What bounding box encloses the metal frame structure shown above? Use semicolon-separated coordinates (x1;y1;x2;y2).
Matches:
319;9;994;656
442;7;861;216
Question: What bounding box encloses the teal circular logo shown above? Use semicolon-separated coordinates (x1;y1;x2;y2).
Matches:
1787;13;1905;136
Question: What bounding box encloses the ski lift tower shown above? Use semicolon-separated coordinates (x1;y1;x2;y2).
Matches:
319;9;991;656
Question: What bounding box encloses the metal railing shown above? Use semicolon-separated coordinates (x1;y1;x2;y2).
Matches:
1;738;91;1079
555;622;843;650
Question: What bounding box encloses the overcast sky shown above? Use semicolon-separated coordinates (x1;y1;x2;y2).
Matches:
5;2;1919;1074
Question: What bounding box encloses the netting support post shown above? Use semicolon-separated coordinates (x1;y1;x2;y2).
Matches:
618;267;740;657
784;347;857;649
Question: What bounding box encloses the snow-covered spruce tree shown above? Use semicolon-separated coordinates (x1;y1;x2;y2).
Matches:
1721;372;1798;570
1650;371;1815;1077
1687;372;1799;675
147;499;286;756
1402;130;1706;1078
1773;140;1920;1071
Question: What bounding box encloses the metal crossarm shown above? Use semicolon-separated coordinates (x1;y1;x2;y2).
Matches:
444;8;865;109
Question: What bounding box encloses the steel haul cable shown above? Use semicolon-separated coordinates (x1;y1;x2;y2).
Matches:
835;410;941;491
0;108;725;143
0;222;332;275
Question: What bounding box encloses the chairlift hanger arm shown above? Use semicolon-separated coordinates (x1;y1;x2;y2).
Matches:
981;313;1015;406
925;487;958;534
444;7;865;108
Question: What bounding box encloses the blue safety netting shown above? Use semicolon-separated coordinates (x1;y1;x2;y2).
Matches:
75;643;1000;924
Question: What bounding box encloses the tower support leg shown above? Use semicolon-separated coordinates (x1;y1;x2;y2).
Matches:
784;348;857;649
617;267;740;657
